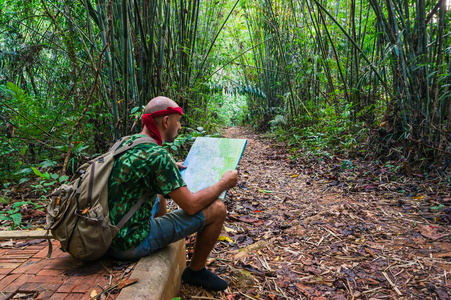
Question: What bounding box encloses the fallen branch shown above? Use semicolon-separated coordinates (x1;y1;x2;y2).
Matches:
432;234;451;242
0;230;52;241
382;271;402;296
90;278;138;300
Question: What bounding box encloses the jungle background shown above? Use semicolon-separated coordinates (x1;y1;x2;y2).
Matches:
1;0;451;258
1;0;451;298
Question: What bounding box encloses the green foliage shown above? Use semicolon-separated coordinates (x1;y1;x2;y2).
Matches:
0;82;82;182
0;195;10;204
269;99;369;160
29;167;69;196
0;201;40;230
269;115;286;131
234;0;450;165
211;93;248;127
163;127;208;160
1;0;449;187
341;160;354;170
185;93;248;132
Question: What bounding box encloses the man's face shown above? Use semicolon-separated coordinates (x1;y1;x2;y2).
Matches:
166;114;182;143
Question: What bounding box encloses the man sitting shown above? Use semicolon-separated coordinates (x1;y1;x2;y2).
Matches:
107;96;238;291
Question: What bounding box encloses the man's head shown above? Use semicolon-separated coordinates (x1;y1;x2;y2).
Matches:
144;96;179;114
141;96;183;144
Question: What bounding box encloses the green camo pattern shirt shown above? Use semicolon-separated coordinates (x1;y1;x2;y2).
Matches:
108;134;186;250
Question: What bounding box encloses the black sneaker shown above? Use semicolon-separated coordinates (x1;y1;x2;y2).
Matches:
181;266;228;291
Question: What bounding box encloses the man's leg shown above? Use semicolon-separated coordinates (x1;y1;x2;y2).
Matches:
182;199;228;291
108;203;206;261
189;199;226;270
109;198;228;290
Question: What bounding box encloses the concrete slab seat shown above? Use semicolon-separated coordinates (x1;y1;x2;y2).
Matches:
116;239;186;300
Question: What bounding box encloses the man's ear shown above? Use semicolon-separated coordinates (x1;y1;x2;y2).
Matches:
162;116;170;129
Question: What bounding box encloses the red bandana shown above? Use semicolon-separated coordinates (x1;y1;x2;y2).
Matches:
142;107;184;145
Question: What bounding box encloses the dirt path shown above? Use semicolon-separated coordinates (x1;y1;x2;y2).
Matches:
181;127;451;299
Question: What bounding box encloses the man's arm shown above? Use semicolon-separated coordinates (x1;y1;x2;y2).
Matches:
169;170;238;215
154;195;167;217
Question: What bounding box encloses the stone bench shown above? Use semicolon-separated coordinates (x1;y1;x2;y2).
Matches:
116;239;186;300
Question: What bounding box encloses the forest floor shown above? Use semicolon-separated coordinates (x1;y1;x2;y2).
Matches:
180;126;451;300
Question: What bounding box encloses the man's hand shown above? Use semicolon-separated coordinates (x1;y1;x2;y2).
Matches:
176;161;187;170
169;169;238;215
221;170;238;190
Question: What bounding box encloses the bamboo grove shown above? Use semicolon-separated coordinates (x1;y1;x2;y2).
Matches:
0;0;237;175
0;0;450;181
238;0;450;164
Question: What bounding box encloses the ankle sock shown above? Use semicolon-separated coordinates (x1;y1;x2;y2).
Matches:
181;266;228;291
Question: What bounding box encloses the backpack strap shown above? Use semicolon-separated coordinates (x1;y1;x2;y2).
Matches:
116;191;150;229
110;136;157;229
45;229;53;258
108;135;131;152
112;136;157;157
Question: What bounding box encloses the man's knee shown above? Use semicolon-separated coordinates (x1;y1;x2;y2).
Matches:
212;199;226;217
204;199;226;222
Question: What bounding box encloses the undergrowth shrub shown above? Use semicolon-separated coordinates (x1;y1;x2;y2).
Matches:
268;100;369;159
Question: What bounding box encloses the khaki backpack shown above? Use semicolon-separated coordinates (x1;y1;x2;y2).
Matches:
46;135;156;261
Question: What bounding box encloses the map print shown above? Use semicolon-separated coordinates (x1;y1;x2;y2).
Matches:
180;137;247;199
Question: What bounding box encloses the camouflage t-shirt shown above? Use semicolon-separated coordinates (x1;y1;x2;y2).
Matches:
108;134;186;250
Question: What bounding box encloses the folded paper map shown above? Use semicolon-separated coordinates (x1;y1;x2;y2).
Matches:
180;137;247;199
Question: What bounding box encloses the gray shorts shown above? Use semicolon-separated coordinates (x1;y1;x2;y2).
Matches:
108;209;206;260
